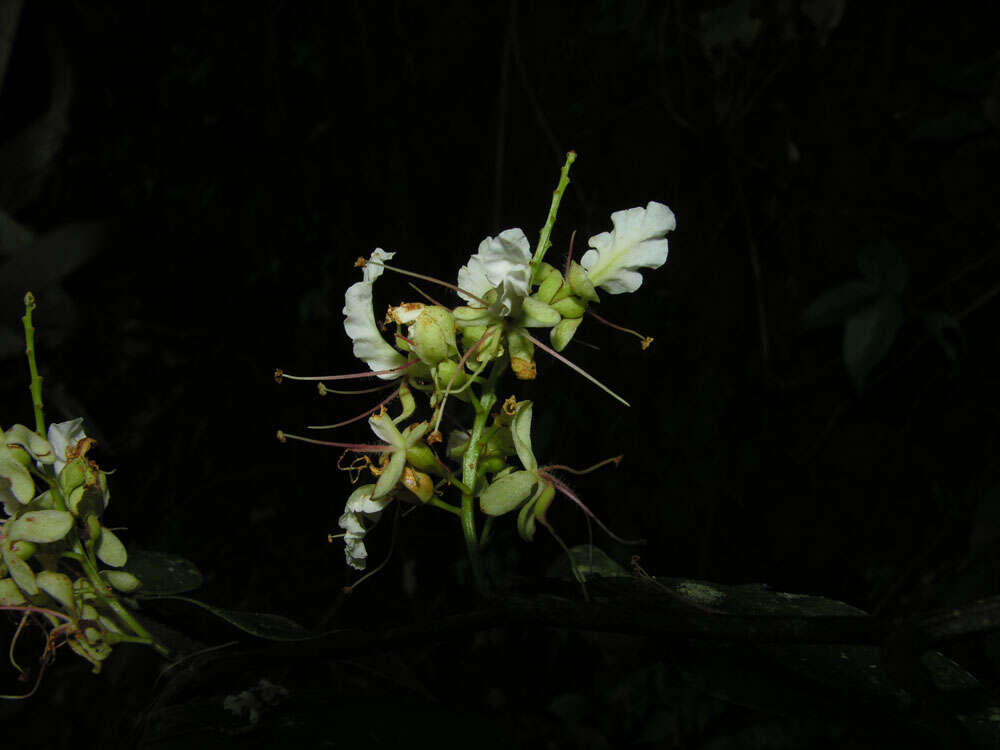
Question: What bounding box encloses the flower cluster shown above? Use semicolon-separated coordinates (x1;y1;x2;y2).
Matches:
278;154;674;585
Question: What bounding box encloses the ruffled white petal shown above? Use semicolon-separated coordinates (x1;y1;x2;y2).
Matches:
343;250;408;379
339;484;392;570
580;202;675;294
47;418;86;475
457;229;532;316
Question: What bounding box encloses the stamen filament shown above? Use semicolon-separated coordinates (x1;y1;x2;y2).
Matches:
564;229;577;279
308;387;401;430
432;330;489;435
276;431;393;452
319;382;397;396
366;260;491;307
539;471;645;546
275;360;417;383
543;454;623;475
587;310;654;350
523;331;630;407
408;282;446;307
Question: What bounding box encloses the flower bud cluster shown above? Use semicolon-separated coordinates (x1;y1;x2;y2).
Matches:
1;419;141;673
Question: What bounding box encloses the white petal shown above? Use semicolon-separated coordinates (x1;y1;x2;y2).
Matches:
581;202;675;294
47;418;86;474
343;257;408;380
345;483;392;516
457;229;532;316
343;535;369;570
363;248;394;284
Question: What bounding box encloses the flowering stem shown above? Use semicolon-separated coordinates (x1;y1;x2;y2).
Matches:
20;293;45;436
531;150;576;285
461;374;501;593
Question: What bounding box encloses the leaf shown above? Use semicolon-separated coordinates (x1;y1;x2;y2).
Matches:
799;280;880;330
546;545;630;580
125;550;204;595
858;240;908;294
843;295;904;388
922;310;962;361
139;595;314;641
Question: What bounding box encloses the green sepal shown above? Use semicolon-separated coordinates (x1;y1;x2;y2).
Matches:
394;380;416;424
6;509;74;544
435;360;468;391
479;470;538;516
551;295;587;319
521;297;561;328
454;306;493;327
568;260;600;303
534;265;565;304
550;317;583;352
460;325;488;352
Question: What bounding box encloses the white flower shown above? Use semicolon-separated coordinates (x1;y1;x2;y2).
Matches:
367;410;429;500
457;229;532;317
338;483;393;570
343;249;408;380
47;418;87;475
580;201;675;294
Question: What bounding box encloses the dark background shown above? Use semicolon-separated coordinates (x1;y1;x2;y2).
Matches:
2;0;1000;746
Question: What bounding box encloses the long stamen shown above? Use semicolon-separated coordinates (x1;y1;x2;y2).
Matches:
539;471;645;546
276;431;393;452
539;517;590;601
587;310;654;350
275;359;417;383
366;259;491;307
523;331;630;407
319;382;397;396
408;282;446;307
308;387;401;430
543;454;623;475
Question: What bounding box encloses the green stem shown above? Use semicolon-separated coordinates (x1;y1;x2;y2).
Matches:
429;497;462;517
461;373;501;592
531;151;577;284
79;555;169;657
21;293;45;436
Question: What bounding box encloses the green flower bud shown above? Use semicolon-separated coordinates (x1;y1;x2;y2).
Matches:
551;295;587;319
3;424;54;465
435;359;468;391
102;570;142;593
37;571;76;612
479;470;538;516
2;541;37;595
401;466;435;503
0;445;35;509
479;456;506;474
507;330;536;380
6;509;74;544
96;526;128;568
0;577;26;606
406;443;445;476
410;306;457;366
550;317;583;352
